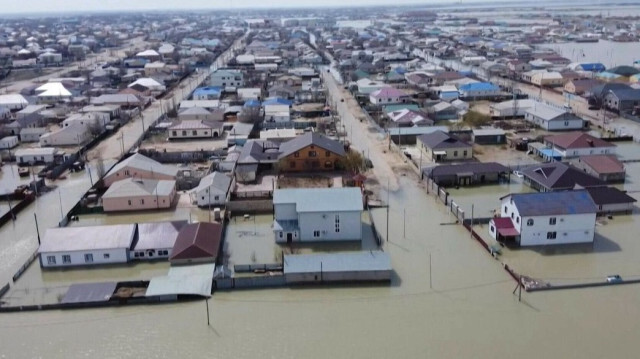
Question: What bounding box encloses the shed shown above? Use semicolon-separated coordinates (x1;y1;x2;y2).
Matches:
61;282;117;305
284;251;392;283
472;128;506;145
0;135;19;149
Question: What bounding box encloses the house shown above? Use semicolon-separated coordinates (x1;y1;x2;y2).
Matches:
38;224;136;268
356;78;387;94
0;94;28;110
190;172;232;207
168;120;223;139
132;221;188;260
564;79;601;95
235;139;281;182
387;109;433;127
277;132;346;172
169;222;223;264
524;102;584;131
102;153;177;187
178;107;223;122
458;82;501;99
530;72;564;87
39;123;91;146
102;178;176;212
144;61;166;76
268;84;297;99
128;78;166;94
259;128;298;142
521;162;606;192
436;85;460;101
284;251;392;283
490;190;597;246
15;147;62;165
472;128;506;145
544;132;616;158
417;130;473;162
429;102;459;121
192;87;222;100
19;127;46;142
237;88;262;100
0;135;19;149
210;69;244;88
91;94;145;107
35;82;72;104
573;155;625;182
273;187;364;243
585;187;636;215
264;104;291;123
423;162;509;186
603;88;640;113
489;99;535;118
369;87;410;105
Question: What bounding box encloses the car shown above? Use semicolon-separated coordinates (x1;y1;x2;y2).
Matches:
512;170;523;178
606;275;623;283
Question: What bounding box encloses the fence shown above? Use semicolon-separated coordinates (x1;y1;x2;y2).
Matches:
12;250;38;283
138;149;222;163
0;196;34;228
215;275;287;290
366;205;384;247
234;263;282;273
0;283;9;299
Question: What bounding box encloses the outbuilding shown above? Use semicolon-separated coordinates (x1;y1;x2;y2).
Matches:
0;135;19;149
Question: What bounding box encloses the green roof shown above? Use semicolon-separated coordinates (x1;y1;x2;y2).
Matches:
384;104;420;113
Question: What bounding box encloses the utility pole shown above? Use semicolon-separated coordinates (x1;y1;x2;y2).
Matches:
386;178;390;242
403;208;406;238
470;204;474;238
34;213;41;244
58;188;64;223
429;253;432;289
206;298;210;326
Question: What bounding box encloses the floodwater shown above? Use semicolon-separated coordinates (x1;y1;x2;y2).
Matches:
541;40;640;68
3;175;640;358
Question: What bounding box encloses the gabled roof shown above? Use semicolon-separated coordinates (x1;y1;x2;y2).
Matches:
608;88;640;101
521;162;606;190
426;162;508;177
178;106;212;116
106;153;177;178
192;172;231;194
504;190;597;216
279;132;345;158
585;187;636;206
418;130;470;150
578;155;625;174
370;87;408;99
545;132;615;150
274;187;363;213
102;178;175;198
169;222;223;262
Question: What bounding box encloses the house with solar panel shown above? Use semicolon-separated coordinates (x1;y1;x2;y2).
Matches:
489;190;597;246
272;187;363;243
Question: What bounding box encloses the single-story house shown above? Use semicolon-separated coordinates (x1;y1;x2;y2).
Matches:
369;87;410;105
429;101;459;121
521;162;606;192
39;123;91;147
15;147;62;165
524;102;584;131
458;82;501;99
132;221;188;260
543;132;616;158
102;178;176;212
472;128;506;145
168;120;223;139
19;127;47;143
585;187;636;215
169;222;223;264
417;130;473;162
190;172;232;207
572;155;625;182
103;153;177;187
0;135;19;149
423;162;509;186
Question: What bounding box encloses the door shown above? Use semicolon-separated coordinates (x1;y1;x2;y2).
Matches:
287;233;293;244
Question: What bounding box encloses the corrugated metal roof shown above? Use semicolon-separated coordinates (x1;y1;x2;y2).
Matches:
106;153;177;178
38;224;136;253
62;282;117;304
284;251;391;274
102;178;175;198
274;187;363;213
507;190;597;216
134;221;188;251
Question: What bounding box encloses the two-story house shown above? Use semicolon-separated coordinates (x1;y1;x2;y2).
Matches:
210;69;244;88
273;187;363;243
489;190;597;246
278;132;346;172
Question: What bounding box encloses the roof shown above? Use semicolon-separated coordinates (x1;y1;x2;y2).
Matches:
505;190;597;216
136;49;160;57
521;162;606;190
525;102;570;121
585;187;637;206
38;224;136;253
578;155;625;174
129;78;164;89
426;162;508;178
284;251;391;274
169;120;217;130
134;221;188;251
473;128;505;136
459;82;500;92
106;153;177;178
178;106;212;116
278;132;345;158
607;65;640;76
170;222;223;262
237;140;281;164
193;86;222;95
61;282;117;304
491;218;519;237
608;88;640;101
0;94;28;106
36;82;71;97
191;172;231;194
387;126;449;136
273;187;363;213
146;263;215;298
15;147;58;156
418;130;471;150
545;132;615;150
370;87;408;99
102;178;175;198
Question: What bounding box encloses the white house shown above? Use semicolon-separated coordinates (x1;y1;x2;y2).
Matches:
273;187;364;243
369;87;410;105
264;104;291;122
168;120;223;139
356;78;387;95
39;123;91;146
210;69;244;88
0;136;19;149
544;132;616;158
189;172;232;207
15;147;61;164
38;224;136;268
524;102;584;131
489;191;597;246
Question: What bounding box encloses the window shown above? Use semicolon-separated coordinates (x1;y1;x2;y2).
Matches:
549;217;557;225
453;151;458;156
335;214;340;233
490;225;495;233
124;170;130;176
192;130;197;136
279;232;283;238
47;256;56;265
182;130;187;136
527;219;534;226
324;161;332;168
84;253;94;263
290;161;296;168
463;150;468;156
128;200;132;206
309;151;317;157
103;253;110;259
62;255;71;264
325;151;331;157
547;231;557;240
214;195;219;200
516;217;520;224
511;212;514;219
134;252;140;258
172;131;177;136
504;206;508;213
294;151;300;158
140;199;145;205
313;230;320;238
564;121;569;126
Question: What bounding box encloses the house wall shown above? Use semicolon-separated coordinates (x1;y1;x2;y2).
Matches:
16;153;55;164
298;211;362;241
0;136;19;149
552;145;615;158
280;145;343;172
39;128;91;147
195;187;227;207
274;203;298;220
168;128;219;139
546;118;584;131
597;202;634;214
369;95;407;105
211;73;244;87
40;248;128;268
418;140;473;162
103;168;175;187
19;132;44;142
103;192;175;212
131;247;172;260
474;134;506;145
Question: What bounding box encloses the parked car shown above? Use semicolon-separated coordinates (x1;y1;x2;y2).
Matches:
607;275;623;283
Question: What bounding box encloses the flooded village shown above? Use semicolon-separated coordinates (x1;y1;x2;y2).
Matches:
3;2;640;357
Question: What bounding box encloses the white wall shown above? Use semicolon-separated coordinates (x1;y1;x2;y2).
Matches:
195;187;227;206
554;146;615;158
168;128;218;139
17;153;55;164
546;119;584;131
298;211;362;241
275;203;298;221
40;248;128;268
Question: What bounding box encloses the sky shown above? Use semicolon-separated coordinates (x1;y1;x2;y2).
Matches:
0;0;502;14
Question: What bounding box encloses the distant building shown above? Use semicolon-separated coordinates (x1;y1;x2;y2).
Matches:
273;188;363;243
572;155;625;182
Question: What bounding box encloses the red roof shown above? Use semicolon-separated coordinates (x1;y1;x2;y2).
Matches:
578;155;625;174
545;132;615;150
491;217;519;237
170;222;223;263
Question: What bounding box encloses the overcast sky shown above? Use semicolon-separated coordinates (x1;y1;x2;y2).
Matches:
1;0;486;14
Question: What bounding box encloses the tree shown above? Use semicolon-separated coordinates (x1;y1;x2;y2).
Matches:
462;110;491;128
337;150;365;173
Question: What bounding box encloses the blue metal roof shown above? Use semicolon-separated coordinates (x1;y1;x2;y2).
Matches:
243;99;261;107
193;86;222;95
459;82;500;91
579;63;606;72
263;97;293;106
508;190;597;216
